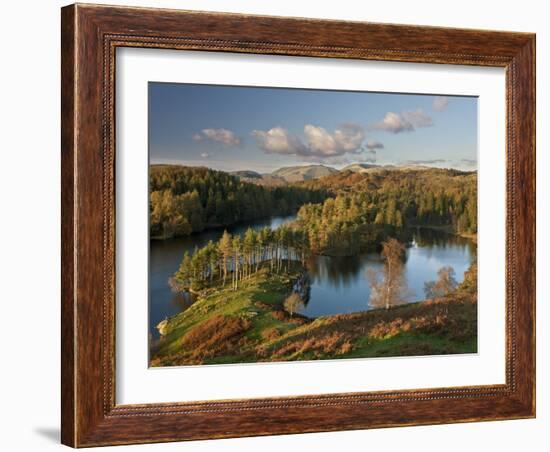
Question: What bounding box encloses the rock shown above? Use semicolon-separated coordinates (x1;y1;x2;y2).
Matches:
292;272;311;303
157;318;169;336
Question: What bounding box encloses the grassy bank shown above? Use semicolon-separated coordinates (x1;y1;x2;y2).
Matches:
150;265;477;367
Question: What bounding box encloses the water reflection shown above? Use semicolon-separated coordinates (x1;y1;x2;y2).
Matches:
149;215;296;338
149;216;475;337
298;227;474;318
169;291;197;313
306;254;382;289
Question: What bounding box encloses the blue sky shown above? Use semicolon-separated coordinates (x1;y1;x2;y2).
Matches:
149;82;477;173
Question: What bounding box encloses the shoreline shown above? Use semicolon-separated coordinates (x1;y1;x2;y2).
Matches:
150;212;299;241
150;264;477;367
153;225;477;335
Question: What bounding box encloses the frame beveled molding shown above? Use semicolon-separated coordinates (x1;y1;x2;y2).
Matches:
61;3;535;447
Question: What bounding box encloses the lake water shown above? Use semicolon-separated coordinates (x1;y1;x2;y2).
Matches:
149;215;475;338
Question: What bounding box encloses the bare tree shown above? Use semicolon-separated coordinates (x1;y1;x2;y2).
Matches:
424;266;458;299
367;238;409;309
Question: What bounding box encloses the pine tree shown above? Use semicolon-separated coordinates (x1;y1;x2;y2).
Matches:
218;230;233;285
232;236;241;290
243;228;256;279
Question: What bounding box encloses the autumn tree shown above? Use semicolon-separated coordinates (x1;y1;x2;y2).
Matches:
284;293;304;317
171;252;193;291
168;167;478;299
150;190;192;239
149;165;329;238
458;262;477;294
424;266;458;298
367;238;409;309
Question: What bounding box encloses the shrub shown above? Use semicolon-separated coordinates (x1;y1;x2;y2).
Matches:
181;315;251;363
284;293;304;317
271;310;288;321
261;327;281;341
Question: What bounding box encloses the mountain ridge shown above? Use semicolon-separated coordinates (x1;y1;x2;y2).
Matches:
153;162;475;186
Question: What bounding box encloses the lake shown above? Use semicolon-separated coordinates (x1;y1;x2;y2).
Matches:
149;215;475;338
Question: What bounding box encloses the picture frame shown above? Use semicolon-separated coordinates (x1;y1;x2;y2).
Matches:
61;3;535;447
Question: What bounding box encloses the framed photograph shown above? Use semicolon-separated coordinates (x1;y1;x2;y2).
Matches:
61;3;535;447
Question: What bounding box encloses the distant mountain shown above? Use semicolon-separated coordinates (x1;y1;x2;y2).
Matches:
270;165;338;182
341;163;380;173
230;170;287;186
231;162;442;186
394;164;431;171
301;166;475;192
230;170;262;179
341;163;437;174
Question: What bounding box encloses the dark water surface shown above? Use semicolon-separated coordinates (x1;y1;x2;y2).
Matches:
149;215;475;338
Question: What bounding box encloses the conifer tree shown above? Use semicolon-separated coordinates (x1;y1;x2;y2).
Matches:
218;230;233;285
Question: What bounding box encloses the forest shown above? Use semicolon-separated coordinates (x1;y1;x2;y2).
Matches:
150;165;329;238
151;165;476;251
302;168;477;232
170;226;310;292
166;166;477;292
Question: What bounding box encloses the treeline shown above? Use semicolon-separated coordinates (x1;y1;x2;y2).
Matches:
296;195;407;256
295;169;477;255
304;168;477;232
150;165;329;239
170;226;309;292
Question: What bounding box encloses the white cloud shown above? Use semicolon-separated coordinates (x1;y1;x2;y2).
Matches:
366;140;384;150
304;123;365;156
193;128;241;146
200;152;210;158
251;127;309;156
433;96;450;112
402;110;433;128
373;112;413;133
373;109;433;133
252;123;366;158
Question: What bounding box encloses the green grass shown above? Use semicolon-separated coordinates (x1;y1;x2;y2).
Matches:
152;265;303;360
345;332;477;359
150;266;477;367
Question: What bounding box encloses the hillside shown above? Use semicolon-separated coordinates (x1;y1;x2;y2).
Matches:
230;162;462;185
151;265;477;366
271;164;338;182
230;164;339;185
302;167;476;192
341;163;381;173
230;170;262;179
341;163;435;173
149;165;328;239
230;170;287;186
